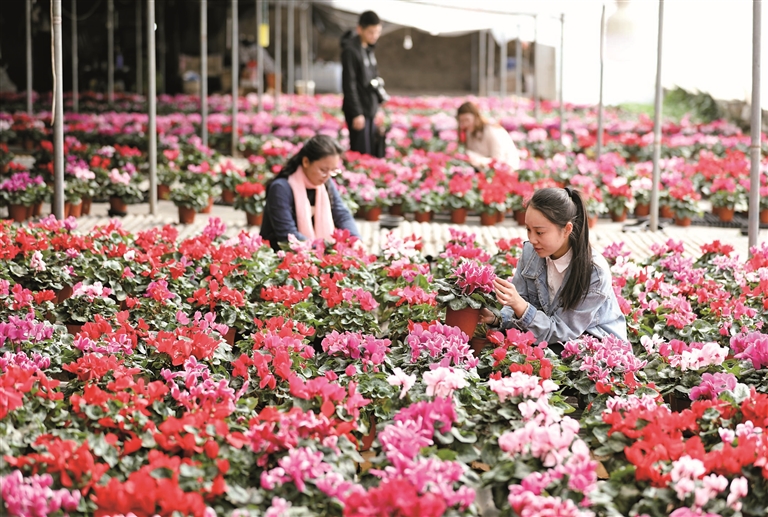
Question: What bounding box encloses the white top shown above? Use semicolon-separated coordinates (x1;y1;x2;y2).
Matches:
465;124;521;170
545;248;572;304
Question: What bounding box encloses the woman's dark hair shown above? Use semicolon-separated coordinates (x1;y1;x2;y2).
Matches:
358;11;381;28
456;101;486;138
273;135;343;183
528;187;592;312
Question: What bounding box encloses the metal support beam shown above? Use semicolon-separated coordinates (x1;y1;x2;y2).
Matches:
256;0;264;111
158;0;165;94
533;15;540;119
596;4;606;161
275;0;282;110
307;2;313;86
650;0;664;231
232;0;239;155
499;36;507;98
26;0;33;114
515;25;522;99
487;31;495;96
107;0;114;105
478;30;486;96
300;2;309;94
136;0;143;95
287;3;294;95
53;0;65;219
72;0;78;113
201;0;208;146
559;14;565;142
749;0;762;249
148;0;157;215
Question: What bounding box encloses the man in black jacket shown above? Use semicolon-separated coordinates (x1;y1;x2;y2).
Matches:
341;11;383;156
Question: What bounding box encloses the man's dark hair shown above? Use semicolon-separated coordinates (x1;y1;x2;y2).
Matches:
358;11;381;28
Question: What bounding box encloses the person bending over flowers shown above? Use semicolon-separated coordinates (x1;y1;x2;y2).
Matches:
260;135;360;251
480;187;627;348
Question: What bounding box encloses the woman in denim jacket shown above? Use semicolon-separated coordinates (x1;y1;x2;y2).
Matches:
480;187;627;346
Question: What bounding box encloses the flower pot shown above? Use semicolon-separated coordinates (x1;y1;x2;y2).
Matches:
480;212;497;226
497;211;506;223
22;138;35;151
711;206;723;218
359;415;377;452
109;196;127;214
56;284;73;304
178;206;196;224
8;204;28;223
64;203;71;218
66;323;83;336
355;207;368;219
588;215;598;228
26;205;34;219
414;211;432;223
717;207;735;222
389;203;404;216
32;203;42;217
246;212;263;226
660;205;675;219
634;204;650;217
157;184;171;200
221;189;236;204
761;208;768;224
514;209;526;226
224;328;236;346
199;197;214;214
450;208;468;224
610;209;628;222
444;307;481;338
665;394;692;413
365;206;382;222
674;216;692;227
81;197;92;216
470;337;491;356
68;201;83;218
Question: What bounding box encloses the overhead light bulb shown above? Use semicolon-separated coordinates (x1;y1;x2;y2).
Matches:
403;34;413;50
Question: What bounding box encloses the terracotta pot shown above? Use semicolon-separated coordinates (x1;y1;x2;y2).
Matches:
414;211;432;223
450;208;468;224
717;207;735;222
480;211;497;226
514;209;526;226
355;207;368;219
69;201;83;218
199;197;214;214
711;205;723;218
224;328;236;346
178;206;196;224
109;196;128;213
610;209;628;222
497;211;506;223
64;203;71;218
157;184;171;200
634;204;650;217
445;307;481;338
358;415;377;452
81;197;92;215
588;215;598;228
8;204;28;223
365;206;382;222
761;209;768;224
246;212;263;226
56;284;73;304
660;205;675;219
470;337;491;356
674;216;692;227
221;189;236;204
22;139;35;151
389;203;404;216
26;205;34;219
66;323;83;336
32;203;42;217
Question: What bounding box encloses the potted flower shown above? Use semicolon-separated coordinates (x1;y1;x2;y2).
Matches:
0;143;14;173
170;177;212;224
404;180;446;223
630;175;652;216
602;175;634;222
475;178;509;226
234;179;267;226
218;160;246;204
668;179;702;226
434;258;497;338
707;176;747;222
445;166;479;224
104;167;144;214
0;172;50;222
56;281;119;334
157;148;181;199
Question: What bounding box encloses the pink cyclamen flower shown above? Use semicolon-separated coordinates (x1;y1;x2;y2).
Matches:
423;367;467;398
387;367;416;399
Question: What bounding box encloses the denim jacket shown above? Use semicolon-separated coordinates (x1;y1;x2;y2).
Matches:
500;242;627;344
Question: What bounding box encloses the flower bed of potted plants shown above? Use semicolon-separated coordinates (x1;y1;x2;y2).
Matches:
234;179;267;226
170;177;212;224
0;171;50;222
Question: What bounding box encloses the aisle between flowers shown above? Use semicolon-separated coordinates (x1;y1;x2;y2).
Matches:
1;217;768;517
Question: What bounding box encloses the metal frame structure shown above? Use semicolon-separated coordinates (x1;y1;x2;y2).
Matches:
53;0;65;220
148;0;157;215
107;0;114;106
231;0;239;156
71;0;78;113
201;0;208;146
26;0;33;114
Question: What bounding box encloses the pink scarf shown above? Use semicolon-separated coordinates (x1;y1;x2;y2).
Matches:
287;166;335;240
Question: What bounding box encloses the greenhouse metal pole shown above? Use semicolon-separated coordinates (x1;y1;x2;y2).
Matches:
108;0;114;106
487;32;495;95
478;30;486;96
515;24;522;99
748;0;762;249
201;0;208;146
596;4;606;161
231;0;239;156
26;0;32;114
147;0;157;215
533;15;540;119
287;3;294;95
300;2;309;94
72;0;78;113
275;0;282;110
256;0;264;112
650;0;664;231
53;0;65;220
499;35;507;98
136;0;143;95
559;14;564;143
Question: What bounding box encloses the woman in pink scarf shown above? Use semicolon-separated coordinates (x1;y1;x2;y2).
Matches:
260;135;360;251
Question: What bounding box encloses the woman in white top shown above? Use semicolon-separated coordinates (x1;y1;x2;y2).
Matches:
456;101;520;170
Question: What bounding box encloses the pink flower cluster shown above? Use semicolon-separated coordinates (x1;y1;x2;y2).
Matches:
453;259;496;296
562;335;647;383
406;321;478;367
0;350;51;374
321;331;391;371
489;372;558;402
423;367;467;398
730;331;768;369
0;171;44;192
73;333;134;355
690;372;738;401
0;314;54;347
663;340;728;371
161;356;241;415
71;281;112;302
668;455;745;511
0;471;80;517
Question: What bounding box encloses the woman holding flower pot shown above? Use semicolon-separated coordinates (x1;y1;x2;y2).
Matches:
260;135;360;251
480;187;626;350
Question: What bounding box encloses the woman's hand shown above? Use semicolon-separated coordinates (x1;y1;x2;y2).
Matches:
494;277;528;318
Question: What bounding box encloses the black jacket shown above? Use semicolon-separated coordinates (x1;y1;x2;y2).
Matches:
341;31;379;120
